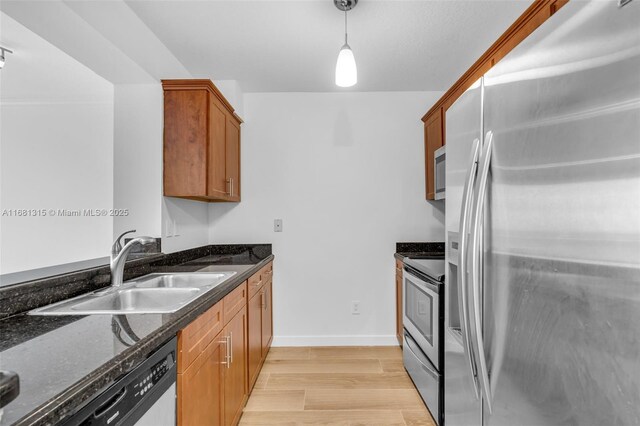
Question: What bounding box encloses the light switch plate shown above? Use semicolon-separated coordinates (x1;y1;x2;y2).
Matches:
274;219;283;232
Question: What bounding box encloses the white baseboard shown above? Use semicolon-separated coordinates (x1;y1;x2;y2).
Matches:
271;335;399;347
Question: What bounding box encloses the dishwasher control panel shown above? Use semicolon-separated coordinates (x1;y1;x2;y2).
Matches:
133;354;173;399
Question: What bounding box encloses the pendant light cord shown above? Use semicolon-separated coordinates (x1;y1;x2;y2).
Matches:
344;1;348;45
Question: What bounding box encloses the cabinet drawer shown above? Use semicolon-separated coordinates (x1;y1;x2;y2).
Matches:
396;259;403;273
261;263;273;284
223;281;247;324
248;271;264;299
177;302;223;373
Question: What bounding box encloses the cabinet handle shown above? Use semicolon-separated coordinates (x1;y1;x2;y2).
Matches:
229;331;233;364
254;280;263;287
226;177;234;197
225;178;234;197
219;336;229;367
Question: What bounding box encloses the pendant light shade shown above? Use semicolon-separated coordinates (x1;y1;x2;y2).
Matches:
334;0;358;88
335;44;357;87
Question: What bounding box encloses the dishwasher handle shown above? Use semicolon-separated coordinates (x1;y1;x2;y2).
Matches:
93;388;127;419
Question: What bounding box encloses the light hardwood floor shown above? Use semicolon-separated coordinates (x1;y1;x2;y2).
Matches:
239;347;436;426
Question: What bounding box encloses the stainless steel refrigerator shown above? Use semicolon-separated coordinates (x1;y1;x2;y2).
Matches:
444;1;640;425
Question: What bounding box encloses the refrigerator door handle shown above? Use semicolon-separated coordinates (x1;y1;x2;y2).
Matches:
458;137;481;399
469;130;494;413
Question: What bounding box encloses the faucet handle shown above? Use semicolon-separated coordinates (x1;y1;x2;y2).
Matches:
112;229;136;258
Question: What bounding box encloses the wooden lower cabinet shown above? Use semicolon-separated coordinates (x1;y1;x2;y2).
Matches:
177;337;225;426
224;309;247;426
176;261;274;426
247;262;274;391
395;259;403;347
261;280;273;355
247;289;263;389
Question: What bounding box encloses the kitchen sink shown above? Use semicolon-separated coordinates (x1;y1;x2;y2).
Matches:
29;272;236;315
131;272;236;289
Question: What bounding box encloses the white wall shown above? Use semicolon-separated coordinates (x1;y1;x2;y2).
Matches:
0;12;114;275
113;84;163;240
209;91;444;346
113;83;218;254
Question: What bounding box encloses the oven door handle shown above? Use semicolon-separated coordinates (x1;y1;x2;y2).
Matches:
403;268;440;294
458;137;481;399
404;332;439;379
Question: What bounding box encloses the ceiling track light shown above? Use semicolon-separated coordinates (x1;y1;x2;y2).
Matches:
334;0;358;88
0;46;13;69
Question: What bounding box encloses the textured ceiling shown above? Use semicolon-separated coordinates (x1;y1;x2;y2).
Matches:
125;0;531;92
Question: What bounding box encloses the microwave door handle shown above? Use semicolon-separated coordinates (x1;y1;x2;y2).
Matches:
469;131;494;413
458;137;481;399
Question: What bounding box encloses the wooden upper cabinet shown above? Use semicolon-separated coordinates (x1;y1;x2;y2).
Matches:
208;98;228;198
163;89;208;197
424;109;444;200
420;0;569;200
225;116;241;202
163;79;242;202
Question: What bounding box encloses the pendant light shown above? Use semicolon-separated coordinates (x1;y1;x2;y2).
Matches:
334;0;358;87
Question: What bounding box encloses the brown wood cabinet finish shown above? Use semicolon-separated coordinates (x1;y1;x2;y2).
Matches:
223;309;248;426
208;99;228;198
177;336;225;426
163;79;242;202
421;0;568;200
246;261;274;391
163;89;208;198
424;109;444;200
225;117;241;201
177;301;223;373
261;280;274;356
247;288;264;390
176;263;273;426
395;259;403;347
223;281;248;323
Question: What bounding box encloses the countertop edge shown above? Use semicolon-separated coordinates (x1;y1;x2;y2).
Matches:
13;255;274;426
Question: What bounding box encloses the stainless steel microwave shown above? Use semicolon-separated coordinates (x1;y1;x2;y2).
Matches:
434;145;445;200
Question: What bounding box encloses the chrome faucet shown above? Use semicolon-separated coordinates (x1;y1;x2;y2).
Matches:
110;230;155;287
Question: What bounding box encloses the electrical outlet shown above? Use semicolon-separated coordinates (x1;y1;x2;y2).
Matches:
351;301;361;315
274;219;283;232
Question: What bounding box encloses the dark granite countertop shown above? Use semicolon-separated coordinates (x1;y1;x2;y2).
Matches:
394;242;445;261
0;245;273;426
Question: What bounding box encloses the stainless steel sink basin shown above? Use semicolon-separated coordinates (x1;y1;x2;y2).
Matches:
29;272;237;315
131;272;236;289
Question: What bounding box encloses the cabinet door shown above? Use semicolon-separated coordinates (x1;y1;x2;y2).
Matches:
424;108;444;200
261;281;273;357
164;89;208;197
224;310;247;426
177;336;225;426
247;292;263;390
225;117;241;201
396;270;403;347
208;98;228;198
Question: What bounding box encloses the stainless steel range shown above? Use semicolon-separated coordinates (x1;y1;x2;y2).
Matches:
403;257;445;426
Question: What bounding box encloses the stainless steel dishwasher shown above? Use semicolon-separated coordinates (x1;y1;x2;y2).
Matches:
61;337;177;426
